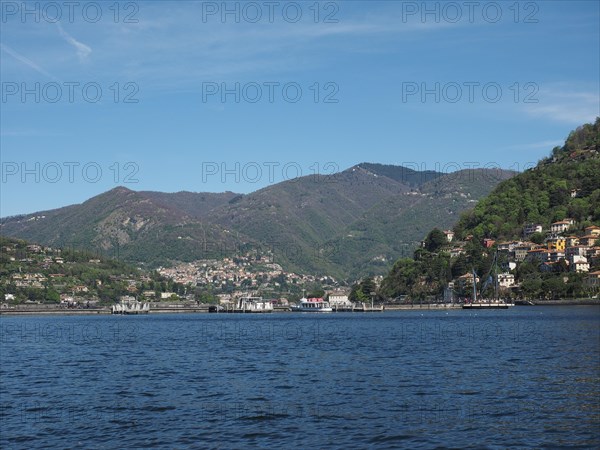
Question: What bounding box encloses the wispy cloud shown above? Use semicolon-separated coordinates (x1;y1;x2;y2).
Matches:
522;86;599;125
0;3;469;90
56;22;92;62
0;43;56;80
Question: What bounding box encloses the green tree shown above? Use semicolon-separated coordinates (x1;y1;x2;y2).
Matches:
379;259;418;299
424;228;447;253
307;288;325;298
350;277;376;302
45;288;60;304
521;277;542;298
530;232;545;245
541;277;567;300
451;254;469;278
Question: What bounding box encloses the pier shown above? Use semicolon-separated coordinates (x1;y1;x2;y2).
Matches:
383;303;463;310
332;304;384;312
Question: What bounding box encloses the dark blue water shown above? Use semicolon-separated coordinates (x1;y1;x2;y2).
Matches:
1;307;599;449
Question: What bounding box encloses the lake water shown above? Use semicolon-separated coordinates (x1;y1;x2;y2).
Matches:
1;307;599;449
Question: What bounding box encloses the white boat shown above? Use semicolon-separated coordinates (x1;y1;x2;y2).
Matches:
290;297;333;312
462;299;515;309
111;301;150;314
233;295;273;313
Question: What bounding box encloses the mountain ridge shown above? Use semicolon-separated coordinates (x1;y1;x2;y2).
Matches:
1;163;515;278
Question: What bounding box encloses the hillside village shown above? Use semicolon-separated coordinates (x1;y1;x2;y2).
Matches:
442;222;600;297
156;256;339;305
0;238;184;307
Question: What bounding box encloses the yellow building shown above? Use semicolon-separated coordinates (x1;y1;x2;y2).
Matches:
546;237;566;251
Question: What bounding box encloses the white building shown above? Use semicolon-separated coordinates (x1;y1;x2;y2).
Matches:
328;291;352;307
566;246;588;258
498;241;521;252
523;224;543;236
550;219;574;234
450;247;465;258
497;273;515;288
569;255;590;273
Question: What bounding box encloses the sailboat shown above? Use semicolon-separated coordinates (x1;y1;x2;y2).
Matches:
463;252;515;309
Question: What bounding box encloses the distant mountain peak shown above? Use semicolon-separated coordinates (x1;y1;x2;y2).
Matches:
347;162;442;188
347;164;378;176
108;186;133;194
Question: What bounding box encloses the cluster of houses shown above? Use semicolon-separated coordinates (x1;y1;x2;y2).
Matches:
1;241;160;305
444;223;600;292
518;222;598;274
10;273;47;288
3;244;72;269
158;256;333;293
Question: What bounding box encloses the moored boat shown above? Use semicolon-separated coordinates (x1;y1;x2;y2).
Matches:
290;297;333;312
111;300;150;314
462;300;515;309
462;263;515;309
223;295;273;313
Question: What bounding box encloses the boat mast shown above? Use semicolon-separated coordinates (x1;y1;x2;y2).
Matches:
472;268;477;302
494;250;499;300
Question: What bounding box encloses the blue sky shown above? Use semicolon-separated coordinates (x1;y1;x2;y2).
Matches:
1;0;599;217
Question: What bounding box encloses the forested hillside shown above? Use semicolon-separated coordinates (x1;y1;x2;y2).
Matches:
379;119;600;301
455;119;600;240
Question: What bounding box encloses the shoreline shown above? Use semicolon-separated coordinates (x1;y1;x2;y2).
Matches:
517;299;600;306
1;300;598;316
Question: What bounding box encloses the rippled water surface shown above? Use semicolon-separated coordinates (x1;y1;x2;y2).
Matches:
1;306;599;449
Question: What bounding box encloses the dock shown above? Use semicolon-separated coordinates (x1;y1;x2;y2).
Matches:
332;304;384;312
0;306;111;315
383;303;463;310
